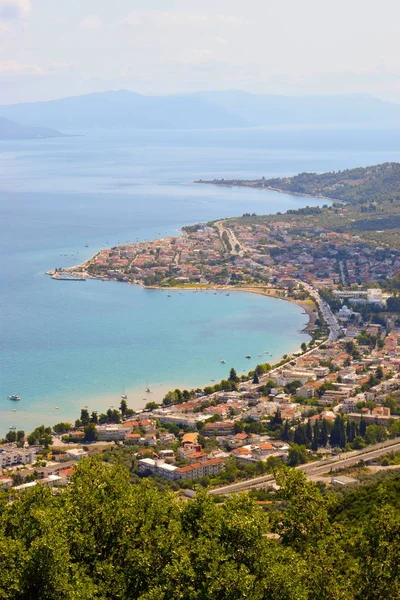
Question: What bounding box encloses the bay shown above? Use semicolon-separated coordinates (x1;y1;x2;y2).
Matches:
1;126;400;435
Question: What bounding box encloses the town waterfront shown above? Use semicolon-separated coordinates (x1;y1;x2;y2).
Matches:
1;126;400;434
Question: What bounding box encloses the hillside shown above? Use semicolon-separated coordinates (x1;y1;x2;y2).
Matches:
0;459;398;599
1;90;400;130
0;117;65;140
200;162;400;205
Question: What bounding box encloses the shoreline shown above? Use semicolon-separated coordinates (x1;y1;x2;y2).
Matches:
193;180;338;203
2;285;313;436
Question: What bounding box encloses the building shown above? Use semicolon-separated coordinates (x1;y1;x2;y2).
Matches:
0;447;36;472
65;448;88;461
331;475;358;486
202;422;235;436
95;425;127;441
138;457;225;480
275;369;316;386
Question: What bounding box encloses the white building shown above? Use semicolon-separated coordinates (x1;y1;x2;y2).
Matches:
0;447;37;472
95;425;127;441
65;448;88;461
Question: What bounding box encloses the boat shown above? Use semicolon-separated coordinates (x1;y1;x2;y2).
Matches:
121;393;128;401
8;394;21;401
245;355;251;359
9;425;16;430
220;359;226;364
55;406;59;409
12;409;16;412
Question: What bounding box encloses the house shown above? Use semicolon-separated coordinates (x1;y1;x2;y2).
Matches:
0;477;13;489
65;448;87;461
331;475;358;486
202;422;235;436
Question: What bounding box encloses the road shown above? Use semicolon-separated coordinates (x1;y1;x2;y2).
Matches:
301;281;340;342
208;438;400;495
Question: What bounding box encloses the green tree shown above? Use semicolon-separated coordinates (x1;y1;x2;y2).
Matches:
228;368;239;382
83;422;98;443
287;444;307;467
120;398;127;417
80;408;90;427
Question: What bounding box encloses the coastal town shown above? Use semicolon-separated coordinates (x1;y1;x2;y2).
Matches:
2;273;400;493
5;164;400;495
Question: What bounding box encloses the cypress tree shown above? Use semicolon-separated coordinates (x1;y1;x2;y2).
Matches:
311;420;319;451
306;421;313;446
282;420;290;442
320;419;329;447
360;416;367;437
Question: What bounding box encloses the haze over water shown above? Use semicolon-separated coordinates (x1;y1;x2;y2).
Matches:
1;126;400;434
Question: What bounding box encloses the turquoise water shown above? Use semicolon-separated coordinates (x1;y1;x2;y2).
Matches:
1;126;400;434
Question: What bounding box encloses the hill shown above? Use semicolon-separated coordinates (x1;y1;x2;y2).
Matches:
200;162;400;205
0;117;65;140
1;90;400;130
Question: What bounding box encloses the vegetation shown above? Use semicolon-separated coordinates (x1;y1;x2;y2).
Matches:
0;458;399;599
207;162;400;205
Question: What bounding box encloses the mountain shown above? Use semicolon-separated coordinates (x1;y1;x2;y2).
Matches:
191;91;400;127
0;90;244;130
0;90;399;131
0;117;65;140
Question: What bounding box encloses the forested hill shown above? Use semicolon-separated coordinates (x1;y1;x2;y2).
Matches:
199;162;400;204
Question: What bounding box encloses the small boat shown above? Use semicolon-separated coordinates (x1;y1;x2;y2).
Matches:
9;425;16;430
121;393;128;400
220;359;226;364
8;394;21;401
245;355;251;359
55;406;59;409
12;409;16;412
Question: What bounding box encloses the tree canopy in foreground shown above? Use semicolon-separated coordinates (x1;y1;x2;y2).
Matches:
0;458;399;599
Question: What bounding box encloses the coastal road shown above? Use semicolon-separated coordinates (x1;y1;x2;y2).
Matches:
208;438;400;495
301;281;340;342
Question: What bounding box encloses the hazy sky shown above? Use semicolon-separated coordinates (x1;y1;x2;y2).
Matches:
1;0;399;104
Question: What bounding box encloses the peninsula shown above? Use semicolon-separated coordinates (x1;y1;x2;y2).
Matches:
48;163;400;294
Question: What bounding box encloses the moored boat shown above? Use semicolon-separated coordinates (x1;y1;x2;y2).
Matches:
8;394;21;401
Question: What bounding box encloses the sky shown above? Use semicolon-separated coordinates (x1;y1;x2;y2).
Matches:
0;0;399;105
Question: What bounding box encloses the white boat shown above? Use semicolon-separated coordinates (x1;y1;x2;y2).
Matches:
220;359;226;364
8;394;21;401
9;425;16;430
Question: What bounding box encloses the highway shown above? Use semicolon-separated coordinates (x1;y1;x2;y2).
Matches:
208;438;400;495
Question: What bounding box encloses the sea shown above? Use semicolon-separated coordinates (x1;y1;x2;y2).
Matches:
1;125;400;435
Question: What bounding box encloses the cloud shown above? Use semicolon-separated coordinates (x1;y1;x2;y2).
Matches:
79;15;102;30
0;0;30;19
0;60;73;76
120;11;249;27
120;11;141;26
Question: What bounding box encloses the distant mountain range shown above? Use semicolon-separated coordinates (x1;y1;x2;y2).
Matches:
0;90;400;131
0;117;65;140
